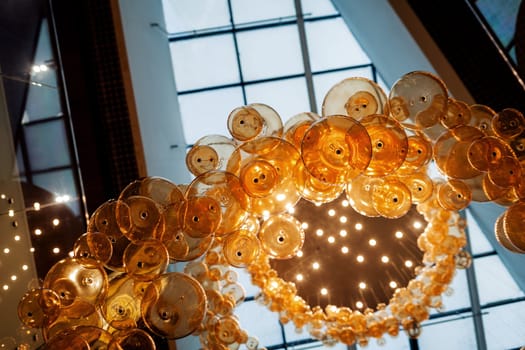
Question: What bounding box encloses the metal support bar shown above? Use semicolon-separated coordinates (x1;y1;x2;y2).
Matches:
463;209;488;350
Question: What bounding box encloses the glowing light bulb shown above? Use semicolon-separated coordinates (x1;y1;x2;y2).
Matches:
369;239;377;246
33;202;41;211
356;255;364;263
69;251;74;257
2;285;8;291
22;265;28;271
395;231;404;239
52;247;60;254
405;260;413;268
341;246;349;254
413;221;423;229
34;229;42;236
8;210;14;217
296;250;303;257
339;229;347;237
359;282;366;289
389;281;398;288
355;223;363;230
52;218;60;226
287;207;295;214
296;274;304;281
316;229;324;237
356;301;363;309
341;200;349;207
339;216;347;223
328;209;336;216
29;247;35;253
14;235;20;241
301;222;309;229
0;194;5;199
312;262;320;270
10;275;17;281
327;236;335;244
320;288;328;295
3;248;10;254
381;255;390;263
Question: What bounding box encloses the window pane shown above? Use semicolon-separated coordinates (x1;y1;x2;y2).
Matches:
475;0;521;47
306;18;371;72
313;67;375;114
466;210;494;255
301;0;338;18
419;313;477;350
231;0;295;25
235;300;284;347
245;77;310;123
162;0;230;33
237;25;304;81
32;169;81;216
170;35;240;91
483;301;525;350
178;87;244;144
24;120;71;171
474;255;525;305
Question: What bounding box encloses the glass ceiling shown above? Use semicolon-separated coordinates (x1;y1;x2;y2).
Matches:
161;1;525;349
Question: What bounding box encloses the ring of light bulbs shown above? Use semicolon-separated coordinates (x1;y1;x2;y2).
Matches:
14;71;525;349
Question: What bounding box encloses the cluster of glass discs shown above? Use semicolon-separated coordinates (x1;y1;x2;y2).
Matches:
14;71;525;349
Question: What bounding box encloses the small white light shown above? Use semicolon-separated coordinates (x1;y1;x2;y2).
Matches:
262;210;271;220
312;262;320;270
381;255;390;263
341;200;349;207
389;281;398;289
3;248;10;254
359;282;366;289
52;218;60;226
395;231;404;239
356;255;364;263
22;265;28;271
10;275;17;281
339;229;347;237
33;202;41;211
320;288;328;295
341;246;349;254
301;222;309;229
327;236;335;244
276;193;286;202
32;65;41;73
39;64;48;72
14;235;20;241
356;301;363;309
296;274;304;281
339;216;347;223
405;260;413;268
68;251;74;257
8;209;14;217
315;202;322;207
30;247;35;253
0;194;5;199
316;229;324;237
328;209;336;216
355;223;363;230
287;207;295;214
52;247;60;254
413;221;423;229
34;229;42;236
369;239;377;246
2;285;8;291
296;250;303;257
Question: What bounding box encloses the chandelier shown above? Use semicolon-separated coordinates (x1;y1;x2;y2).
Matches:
14;71;525;349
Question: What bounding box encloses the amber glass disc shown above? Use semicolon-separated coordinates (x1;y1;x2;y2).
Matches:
360;114;408;176
228;103;282;142
469;104;496;135
346;175;382;217
301;115;372;184
492;108;525;140
111;328;156;350
441;98;471;129
74;232;113;265
18;288;61;328
293;159;345;204
437;180;472;211
283;112;320;149
123;239;169;281
487;155;521;188
372;177;412;218
141;272;206;339
223;230;261;268
388;71;448;130
503;201;525;252
322;77;387;120
258;213;305;259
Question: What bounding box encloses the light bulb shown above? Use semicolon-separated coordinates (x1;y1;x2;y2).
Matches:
355;223;363;230
320;288;328;295
312;262;320;270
